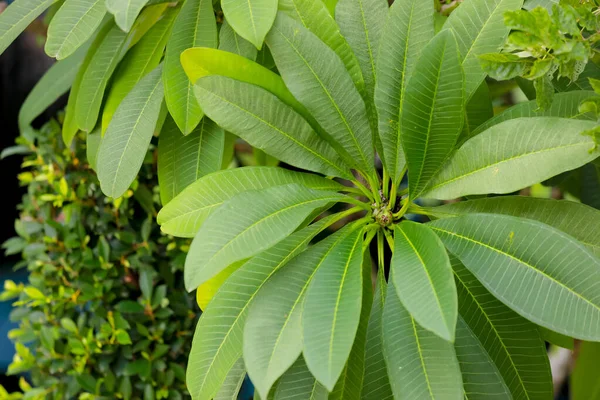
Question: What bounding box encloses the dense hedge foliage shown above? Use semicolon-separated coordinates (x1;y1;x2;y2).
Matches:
0;119;195;400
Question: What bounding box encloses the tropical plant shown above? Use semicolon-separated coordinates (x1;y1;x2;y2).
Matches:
160;1;600;399
2;0;600;399
0;118;196;400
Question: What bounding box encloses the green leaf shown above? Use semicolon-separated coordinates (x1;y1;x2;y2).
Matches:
335;0;387;127
479;53;529;81
127;2;168;47
453;316;512;399
402;29;465;199
329;250;373;400
157;167;343;237
244;225;357;397
571;341;600;400
392;221;457;341
163;0;217;134
442;0;525;100
219;18;258;60
194;76;352;179
18;40;89;131
45;0;107;60
423;117;599;200
76;374;98;393
0;0;56;56
361;270;393;400
453;258;553;399
60;318;78;333
75;22;129;131
196;261;244;311
106;0;150;32
62;18;113;145
266;12;374;174
40;326;55;351
473;91;597;136
186;215;340;400
429;213;600;341
158;116;224;205
101;4;177;133
375;0;434;184
115;329;132;345
555;62;600;93
523;0;557;11
426;196;600;257
97;64;164;198
181;48;308;122
184;184;351;290
382;278;463;400
279;0;363;93
462;81;493;141
303;227;364;390
321;0;337;16
273;357;328;400
86;128;102;171
214;358;246;400
534;75;554;111
221;0;277;49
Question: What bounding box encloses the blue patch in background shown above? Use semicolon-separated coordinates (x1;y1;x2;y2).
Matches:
0;265;27;373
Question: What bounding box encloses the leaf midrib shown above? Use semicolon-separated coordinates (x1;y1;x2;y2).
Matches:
327;233;361;381
198;194;344;278
183;0;206;133
160;182;340;228
52;0;104;58
273;25;371;172
394;0;417;180
453;271;530;399
410;316;435;398
458;1;496;62
109;75;163;195
431;226;600;314
426;141;591;193
200;84;349;177
397;226;448;334
0;0;54;42
410;38;447;198
357;0;376;86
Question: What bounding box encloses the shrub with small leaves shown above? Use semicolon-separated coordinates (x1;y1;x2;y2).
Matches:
481;0;600;109
0;118;195;400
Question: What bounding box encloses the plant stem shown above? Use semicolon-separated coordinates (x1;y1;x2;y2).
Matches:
392;199;410;219
363;228;378;251
377;230;385;274
407;203;434;216
352;179;375;203
390;165;408;209
340;186;369;197
382;168;390;198
389;182;397;209
343;197;374;211
360;170;381;202
321;206;365;230
383;228;394;249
